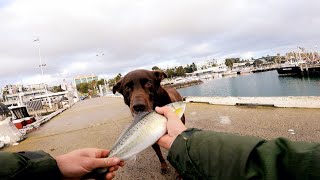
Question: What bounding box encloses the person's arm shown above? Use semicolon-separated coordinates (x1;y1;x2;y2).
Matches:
0;148;124;180
156;106;320;180
0;150;61;180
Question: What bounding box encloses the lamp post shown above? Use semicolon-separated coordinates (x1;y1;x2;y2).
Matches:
95;53;107;95
33;37;52;108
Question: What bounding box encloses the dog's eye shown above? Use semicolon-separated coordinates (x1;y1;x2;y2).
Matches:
145;81;153;88
124;86;131;92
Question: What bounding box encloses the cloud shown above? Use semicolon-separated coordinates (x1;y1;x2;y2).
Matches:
0;0;320;86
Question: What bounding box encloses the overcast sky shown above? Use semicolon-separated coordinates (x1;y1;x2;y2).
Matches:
0;0;319;87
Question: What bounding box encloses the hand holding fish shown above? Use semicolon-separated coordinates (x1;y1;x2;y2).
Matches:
155;106;187;150
55;148;124;180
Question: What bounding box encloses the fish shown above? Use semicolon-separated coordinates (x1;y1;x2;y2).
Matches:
82;101;186;180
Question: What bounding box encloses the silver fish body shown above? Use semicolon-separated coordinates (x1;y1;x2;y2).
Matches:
108;101;186;161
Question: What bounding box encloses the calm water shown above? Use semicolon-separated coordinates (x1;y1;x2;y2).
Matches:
177;70;320;97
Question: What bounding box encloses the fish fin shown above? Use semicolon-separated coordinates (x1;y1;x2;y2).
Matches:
174;108;184;118
166;101;186;118
126;155;137;163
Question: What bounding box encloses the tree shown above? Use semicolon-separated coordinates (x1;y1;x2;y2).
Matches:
275;53;281;64
191;62;197;72
245;62;251;67
77;83;89;93
52;85;63;93
97;79;105;86
175;66;186;76
165;68;175;78
253;59;263;67
115;73;122;82
91;80;97;90
108;79;116;88
106;73;123;88
184;62;197;73
152;66;160;70
225;59;234;70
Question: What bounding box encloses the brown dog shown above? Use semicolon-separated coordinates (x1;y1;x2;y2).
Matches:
112;69;185;174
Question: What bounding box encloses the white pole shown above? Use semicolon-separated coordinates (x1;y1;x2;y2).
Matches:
38;40;44;76
104;78;108;94
35;38;52;108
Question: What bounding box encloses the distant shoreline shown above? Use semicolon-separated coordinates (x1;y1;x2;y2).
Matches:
163;79;203;89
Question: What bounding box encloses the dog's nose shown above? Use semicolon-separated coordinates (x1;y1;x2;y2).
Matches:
133;104;146;112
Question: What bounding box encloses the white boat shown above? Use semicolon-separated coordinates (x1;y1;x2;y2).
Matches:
0;103;25;147
222;70;237;76
239;68;252;74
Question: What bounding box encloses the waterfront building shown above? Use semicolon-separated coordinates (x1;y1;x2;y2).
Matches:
73;74;98;85
196;59;221;70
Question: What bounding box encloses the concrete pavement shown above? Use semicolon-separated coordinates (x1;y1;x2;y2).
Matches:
2;96;320;179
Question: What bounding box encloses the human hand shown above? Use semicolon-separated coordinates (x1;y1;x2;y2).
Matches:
156;106;187;150
55;148;125;180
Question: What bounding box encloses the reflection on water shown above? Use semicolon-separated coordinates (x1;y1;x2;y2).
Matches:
177;70;320;97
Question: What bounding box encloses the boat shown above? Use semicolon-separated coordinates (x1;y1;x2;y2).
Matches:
237;68;252;75
8;105;37;132
0;103;25;147
276;59;305;76
222;70;237;76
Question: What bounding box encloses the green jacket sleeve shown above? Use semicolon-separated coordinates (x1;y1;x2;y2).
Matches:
167;128;320;180
0;150;62;180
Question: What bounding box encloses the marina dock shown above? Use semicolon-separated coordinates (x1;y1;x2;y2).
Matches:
300;64;320;76
2;96;320;179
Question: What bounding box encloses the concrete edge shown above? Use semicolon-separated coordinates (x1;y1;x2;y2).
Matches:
184;96;320;108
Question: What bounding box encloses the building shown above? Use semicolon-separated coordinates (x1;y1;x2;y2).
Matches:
73;74;98;85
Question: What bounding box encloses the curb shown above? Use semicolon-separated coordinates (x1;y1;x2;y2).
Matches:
184;96;320;108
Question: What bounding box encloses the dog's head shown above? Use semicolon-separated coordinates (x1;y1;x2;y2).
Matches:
112;69;167;115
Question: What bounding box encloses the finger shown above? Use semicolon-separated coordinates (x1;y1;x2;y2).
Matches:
155;106;165;115
108;165;119;172
119;161;125;167
104;157;121;167
88;157;120;169
106;172;115;180
78;148;110;158
96;149;110;158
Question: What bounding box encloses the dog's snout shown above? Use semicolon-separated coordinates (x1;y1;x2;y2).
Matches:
133;104;146;112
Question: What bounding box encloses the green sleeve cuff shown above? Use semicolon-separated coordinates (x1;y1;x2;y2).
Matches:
167;128;204;179
0;151;62;180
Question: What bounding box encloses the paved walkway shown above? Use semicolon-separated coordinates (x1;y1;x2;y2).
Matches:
2;97;320;179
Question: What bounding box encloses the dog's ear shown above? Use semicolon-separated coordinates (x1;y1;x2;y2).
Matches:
112;79;122;94
153;70;167;81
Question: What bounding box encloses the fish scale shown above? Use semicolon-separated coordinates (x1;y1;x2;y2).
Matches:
109;112;167;160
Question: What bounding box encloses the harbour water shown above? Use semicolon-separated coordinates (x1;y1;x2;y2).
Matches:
178;70;320;97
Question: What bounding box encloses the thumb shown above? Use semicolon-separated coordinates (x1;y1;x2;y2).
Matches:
90;157;121;169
